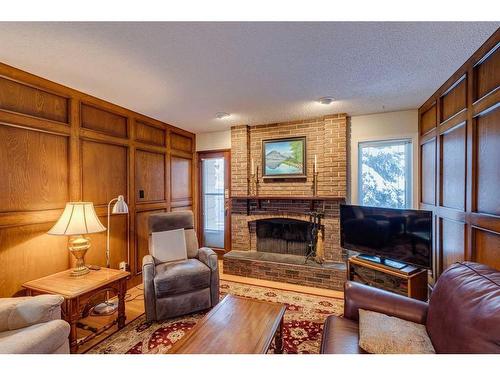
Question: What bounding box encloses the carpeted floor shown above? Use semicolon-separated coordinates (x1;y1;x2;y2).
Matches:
88;280;343;354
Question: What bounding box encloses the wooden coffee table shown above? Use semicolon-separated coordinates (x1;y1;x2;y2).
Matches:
169;294;286;354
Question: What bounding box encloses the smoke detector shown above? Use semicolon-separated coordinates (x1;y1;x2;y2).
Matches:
318;96;335;105
215;112;231;119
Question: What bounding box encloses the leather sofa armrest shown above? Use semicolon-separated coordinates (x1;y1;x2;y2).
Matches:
197;247;218;271
0;295;64;332
343;281;428;324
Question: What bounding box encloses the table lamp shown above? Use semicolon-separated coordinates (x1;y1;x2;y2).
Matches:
48;202;106;277
92;195;129;316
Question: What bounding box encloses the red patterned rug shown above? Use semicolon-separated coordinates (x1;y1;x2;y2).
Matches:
88;280;343;354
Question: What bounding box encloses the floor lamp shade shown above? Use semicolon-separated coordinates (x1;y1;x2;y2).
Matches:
111;195;129;214
48;202;106;276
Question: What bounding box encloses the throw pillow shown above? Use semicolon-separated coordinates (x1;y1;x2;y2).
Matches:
358;309;435;354
150;228;187;263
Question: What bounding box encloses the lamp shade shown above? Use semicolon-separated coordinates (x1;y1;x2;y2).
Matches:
111;195;129;214
48;202;106;236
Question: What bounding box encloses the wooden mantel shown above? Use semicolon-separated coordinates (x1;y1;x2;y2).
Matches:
231;195;345;215
231;195;345;201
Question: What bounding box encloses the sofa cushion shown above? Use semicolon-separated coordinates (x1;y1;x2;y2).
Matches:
359;309;435;354
154;259;211;298
320;315;366;354
426;262;500;353
0;320;70;354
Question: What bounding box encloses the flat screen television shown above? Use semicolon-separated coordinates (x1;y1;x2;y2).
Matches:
340;204;433;269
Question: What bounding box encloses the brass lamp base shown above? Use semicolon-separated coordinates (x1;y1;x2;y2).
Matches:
69;235;91;277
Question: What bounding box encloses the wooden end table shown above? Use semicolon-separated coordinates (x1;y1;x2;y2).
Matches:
169;294;286;354
23;268;130;353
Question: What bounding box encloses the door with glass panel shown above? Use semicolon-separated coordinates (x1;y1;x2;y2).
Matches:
199;151;230;251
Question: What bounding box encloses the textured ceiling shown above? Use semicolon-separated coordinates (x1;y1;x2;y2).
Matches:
0;22;497;133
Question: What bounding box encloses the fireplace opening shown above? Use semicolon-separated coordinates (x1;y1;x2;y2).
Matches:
256;218;312;256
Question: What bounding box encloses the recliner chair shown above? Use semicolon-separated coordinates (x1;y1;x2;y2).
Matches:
142;211;219;322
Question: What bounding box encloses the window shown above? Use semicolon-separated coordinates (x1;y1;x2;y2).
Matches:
358;139;412;209
201;157;225;248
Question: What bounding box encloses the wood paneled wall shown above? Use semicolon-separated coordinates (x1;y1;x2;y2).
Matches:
418;29;500;283
0;62;196;297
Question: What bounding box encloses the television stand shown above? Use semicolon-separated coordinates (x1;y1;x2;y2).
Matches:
357;254;406;270
347;255;428;301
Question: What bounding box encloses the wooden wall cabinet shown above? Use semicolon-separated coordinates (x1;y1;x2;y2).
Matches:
418;30;500;283
0;62;196;297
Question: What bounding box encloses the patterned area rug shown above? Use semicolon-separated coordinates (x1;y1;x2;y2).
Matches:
88;280;343;354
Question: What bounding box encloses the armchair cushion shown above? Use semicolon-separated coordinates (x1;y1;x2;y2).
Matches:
0;320;70;354
0;295;64;332
185;229;200;258
344;281;428;324
358;309;435;354
154;259;210;298
321;315;366;354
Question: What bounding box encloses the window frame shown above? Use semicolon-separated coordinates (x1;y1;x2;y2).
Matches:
357;138;413;209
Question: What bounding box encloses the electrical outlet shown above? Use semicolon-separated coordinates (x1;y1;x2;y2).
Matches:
119;261;129;271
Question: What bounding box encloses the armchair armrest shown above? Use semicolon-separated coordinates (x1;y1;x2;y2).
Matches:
343;281;428;324
0;295;64;332
142;254;156;278
197;247;218;271
197;247;220;307
142;254;158;322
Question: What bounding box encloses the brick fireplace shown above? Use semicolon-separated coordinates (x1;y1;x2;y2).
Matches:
223;114;349;290
256;217;312;256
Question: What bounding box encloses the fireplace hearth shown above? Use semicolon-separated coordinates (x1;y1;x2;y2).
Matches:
223;197;347;290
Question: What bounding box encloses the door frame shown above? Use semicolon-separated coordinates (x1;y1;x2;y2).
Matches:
197;149;231;256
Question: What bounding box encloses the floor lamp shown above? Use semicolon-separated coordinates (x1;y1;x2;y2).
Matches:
92;195;129;315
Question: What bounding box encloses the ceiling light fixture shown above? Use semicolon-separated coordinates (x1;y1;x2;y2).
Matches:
318;96;335;105
215;112;231;119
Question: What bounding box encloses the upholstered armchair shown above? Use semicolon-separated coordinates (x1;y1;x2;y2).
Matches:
0;295;70;354
142;211;219;322
320;262;500;354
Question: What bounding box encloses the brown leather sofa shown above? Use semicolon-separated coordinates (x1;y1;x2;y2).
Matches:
320;262;500;354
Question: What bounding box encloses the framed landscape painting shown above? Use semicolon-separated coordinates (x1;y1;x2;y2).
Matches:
262;137;306;178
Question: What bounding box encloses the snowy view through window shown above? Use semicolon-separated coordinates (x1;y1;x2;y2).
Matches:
359;140;411;209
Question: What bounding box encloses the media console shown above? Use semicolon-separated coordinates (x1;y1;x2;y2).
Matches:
347;255;428;301
356;253;407;270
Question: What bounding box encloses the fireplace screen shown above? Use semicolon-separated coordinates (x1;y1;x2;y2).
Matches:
256;218;312;256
